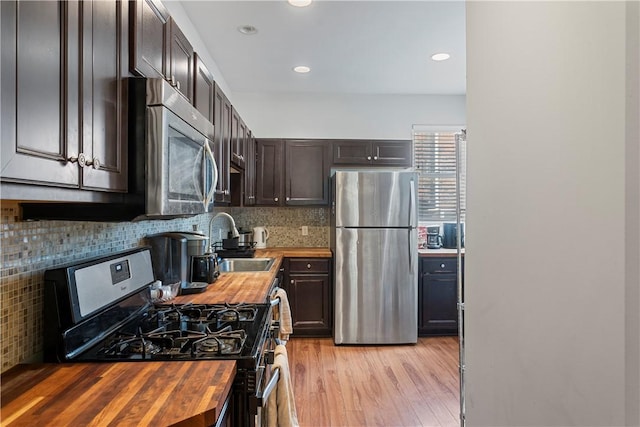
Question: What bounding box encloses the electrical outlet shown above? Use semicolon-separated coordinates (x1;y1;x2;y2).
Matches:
301;226;309;236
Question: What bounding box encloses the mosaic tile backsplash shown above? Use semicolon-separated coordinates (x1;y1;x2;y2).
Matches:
0;202;329;372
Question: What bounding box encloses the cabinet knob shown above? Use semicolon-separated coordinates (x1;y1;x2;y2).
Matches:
440;263;446;269
367;156;372;161
290;279;294;284
84;157;100;170
286;197;290;201
373;156;378;160
274;197;278;202
307;263;311;269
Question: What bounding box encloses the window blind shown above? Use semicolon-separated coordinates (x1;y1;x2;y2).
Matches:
413;128;466;222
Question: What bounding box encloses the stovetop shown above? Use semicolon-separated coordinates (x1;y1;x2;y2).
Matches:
77;302;270;363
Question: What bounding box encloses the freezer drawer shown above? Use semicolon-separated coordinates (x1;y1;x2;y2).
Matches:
334;227;417;344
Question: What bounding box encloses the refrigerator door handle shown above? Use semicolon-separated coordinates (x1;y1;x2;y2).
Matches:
408;178;416;272
409;177;416;227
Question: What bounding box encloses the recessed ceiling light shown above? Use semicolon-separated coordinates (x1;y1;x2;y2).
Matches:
431;53;451;61
293;65;311;74
237;25;258;35
288;0;312;7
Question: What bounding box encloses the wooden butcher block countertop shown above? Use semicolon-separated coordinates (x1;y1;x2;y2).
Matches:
174;247;332;305
1;361;236;427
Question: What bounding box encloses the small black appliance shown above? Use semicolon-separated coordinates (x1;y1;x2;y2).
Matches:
442;222;464;249
426;225;442;249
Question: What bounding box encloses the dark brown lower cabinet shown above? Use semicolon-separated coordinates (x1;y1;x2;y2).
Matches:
284;258;332;337
418;257;462;336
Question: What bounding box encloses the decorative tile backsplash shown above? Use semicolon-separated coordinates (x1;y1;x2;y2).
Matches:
0;202;329;372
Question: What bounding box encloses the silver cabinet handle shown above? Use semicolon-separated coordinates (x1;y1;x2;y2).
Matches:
274;197;278;202
286;197;290;201
367;156;372;161
307;263;311;269
290;279;294;284
68;153;99;169
441;263;446;268
373;156;378;160
84;157;100;169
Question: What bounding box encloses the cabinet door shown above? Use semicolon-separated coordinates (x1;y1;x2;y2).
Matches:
255;140;283;206
213;83;231;203
419;265;458;336
80;0;128;192
371;140;413;166
230;108;246;169
243;131;256;206
168;18;193;102
1;0;80;187
288;273;332;336
285;140;330;205
130;0;168;79
332;140;371;165
193;53;214;122
285;257;332;337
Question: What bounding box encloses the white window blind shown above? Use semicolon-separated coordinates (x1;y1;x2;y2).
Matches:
413;128;466;222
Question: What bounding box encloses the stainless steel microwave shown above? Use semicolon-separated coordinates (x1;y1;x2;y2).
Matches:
129;78;218;218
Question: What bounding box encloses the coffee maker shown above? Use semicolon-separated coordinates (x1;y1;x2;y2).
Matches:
426;225;443;249
146;231;218;294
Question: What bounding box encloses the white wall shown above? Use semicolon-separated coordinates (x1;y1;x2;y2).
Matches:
465;2;636;426
231;92;466;139
626;2;640;425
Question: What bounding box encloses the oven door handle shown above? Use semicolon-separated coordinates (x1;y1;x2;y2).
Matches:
257;366;280;407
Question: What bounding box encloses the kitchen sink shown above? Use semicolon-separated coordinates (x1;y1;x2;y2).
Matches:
218;257;275;273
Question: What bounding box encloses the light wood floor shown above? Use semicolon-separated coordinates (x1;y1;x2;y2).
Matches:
286;337;461;427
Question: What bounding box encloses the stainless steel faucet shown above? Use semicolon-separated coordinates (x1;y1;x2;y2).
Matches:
209;212;240;247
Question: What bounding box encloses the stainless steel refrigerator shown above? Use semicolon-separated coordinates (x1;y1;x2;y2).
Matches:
331;169;418;344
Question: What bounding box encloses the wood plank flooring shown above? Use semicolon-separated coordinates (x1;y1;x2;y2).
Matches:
286;337;461;427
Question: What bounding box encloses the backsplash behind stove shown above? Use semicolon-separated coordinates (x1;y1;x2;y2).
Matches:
0;202;329;372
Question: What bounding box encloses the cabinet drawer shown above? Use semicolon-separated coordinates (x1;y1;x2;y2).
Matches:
421;258;459;274
288;258;330;274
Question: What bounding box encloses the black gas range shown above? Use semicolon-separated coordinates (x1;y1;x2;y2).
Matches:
43;247;279;427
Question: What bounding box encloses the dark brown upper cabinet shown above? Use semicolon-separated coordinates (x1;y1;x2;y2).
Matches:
332;140;413;167
244;131;257;206
193;53;214;124
1;0;128;197
213;83;231;203
285;140;330;205
129;1;192;102
230;107;246;170
81;0;129;192
255;139;284;206
168;17;193;102
255;139;330;207
130;0;169;80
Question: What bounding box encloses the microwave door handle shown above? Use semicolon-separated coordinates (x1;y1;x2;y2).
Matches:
204;142;217;208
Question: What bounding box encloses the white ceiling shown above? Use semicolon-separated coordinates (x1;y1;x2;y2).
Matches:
179;1;466;96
